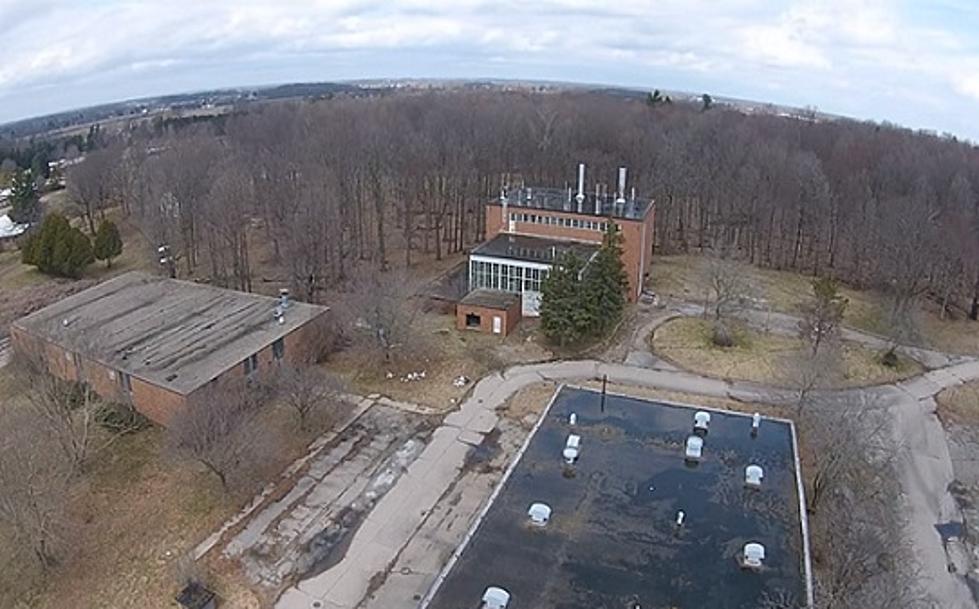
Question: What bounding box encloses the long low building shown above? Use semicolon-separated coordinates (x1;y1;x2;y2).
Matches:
10;271;329;425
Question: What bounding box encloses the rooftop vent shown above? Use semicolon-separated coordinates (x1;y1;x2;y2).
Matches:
575;163;586;207
684;435;704;461
563;434;581;464
675;510;685;527
481;586;511;609
745;465;764;488
742;542;766;569
528;502;552;526
693;411;711;434
751;413;762;436
568;413;577;426
279;288;290;309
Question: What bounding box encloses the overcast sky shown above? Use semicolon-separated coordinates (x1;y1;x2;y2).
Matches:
1;0;977;141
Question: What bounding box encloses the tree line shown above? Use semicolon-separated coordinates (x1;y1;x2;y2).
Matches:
56;89;978;321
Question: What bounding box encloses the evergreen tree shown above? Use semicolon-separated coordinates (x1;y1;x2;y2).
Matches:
93;220;123;268
9;169;40;224
584;222;628;334
540;252;591;346
21;213;93;278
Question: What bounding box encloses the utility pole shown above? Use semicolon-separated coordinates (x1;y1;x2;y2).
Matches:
601;374;608;413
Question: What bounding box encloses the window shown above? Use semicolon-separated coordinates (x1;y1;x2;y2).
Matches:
118;371;132;393
243;353;259;376
273;338;285;360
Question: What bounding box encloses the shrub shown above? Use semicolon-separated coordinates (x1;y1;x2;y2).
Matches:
711;321;735;347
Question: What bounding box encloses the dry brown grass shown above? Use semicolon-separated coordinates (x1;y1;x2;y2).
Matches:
329;312;551;412
651;317;923;388
0;390;330;609
649;254;979;355
937;381;979;426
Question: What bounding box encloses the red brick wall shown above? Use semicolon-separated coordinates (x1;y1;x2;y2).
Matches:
9;310;330;427
456;302;520;336
484;202;655;302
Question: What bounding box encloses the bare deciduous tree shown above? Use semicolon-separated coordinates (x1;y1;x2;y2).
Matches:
166;383;271;493
273;364;345;432
337;269;429;365
701;256;755;321
0;406;72;570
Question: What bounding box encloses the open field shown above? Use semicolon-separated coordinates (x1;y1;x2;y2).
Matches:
651;317;924;387
649;255;979;356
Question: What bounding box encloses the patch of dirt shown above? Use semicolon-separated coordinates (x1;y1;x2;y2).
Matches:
500;382;559;428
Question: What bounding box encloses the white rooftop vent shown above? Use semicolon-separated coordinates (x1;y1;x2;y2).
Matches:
563;446;579;464
743;542;766;568
569;413;577;426
481;586;511;609
675;510;685;527
751;413;761;435
693;411;711;433
685;435;704;461
566;434;581;450
745;465;764;488
528;502;552;526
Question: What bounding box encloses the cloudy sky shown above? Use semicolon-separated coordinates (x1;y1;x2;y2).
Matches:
1;0;977;140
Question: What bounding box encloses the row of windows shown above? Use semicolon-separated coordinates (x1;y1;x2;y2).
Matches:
470;260;549;293
510;213;609;232
243;338;286;376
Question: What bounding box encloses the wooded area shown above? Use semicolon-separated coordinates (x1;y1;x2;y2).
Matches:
15;90;978;320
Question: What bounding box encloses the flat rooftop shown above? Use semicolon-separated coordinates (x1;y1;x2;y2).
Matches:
425;386;809;609
13;272;327;395
490;187;653;221
471;233;600;265
459;288;521;310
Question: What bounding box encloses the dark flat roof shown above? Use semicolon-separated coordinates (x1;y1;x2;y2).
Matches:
425;387;808;609
490;187;653;221
471;233;599;265
13;272;327;395
459;288;521;310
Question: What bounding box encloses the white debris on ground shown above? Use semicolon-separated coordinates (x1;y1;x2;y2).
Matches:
452;375;470;388
0;214;28;239
401;370;426;382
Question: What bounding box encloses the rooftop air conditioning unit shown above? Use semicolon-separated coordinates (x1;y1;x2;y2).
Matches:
685;435;704;461
693;411;711;434
745;465;764;488
481;586;511;609
742;543;766;569
528;502;552;526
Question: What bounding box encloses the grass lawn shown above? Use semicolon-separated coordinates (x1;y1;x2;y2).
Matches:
937;382;979;426
651;317;923;388
649;254;979;356
328;312;551;412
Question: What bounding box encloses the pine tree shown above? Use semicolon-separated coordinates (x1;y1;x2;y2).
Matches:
540;252;591;346
21;213;93;278
9;169;40;224
584;222;628;335
93;220;123;268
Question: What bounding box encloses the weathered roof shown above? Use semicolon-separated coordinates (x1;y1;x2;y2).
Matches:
459;288;521;310
471;233;599;265
13;271;327;395
490;186;653;221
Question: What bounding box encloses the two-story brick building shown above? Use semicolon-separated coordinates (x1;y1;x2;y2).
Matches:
457;164;655;335
10;271;329;426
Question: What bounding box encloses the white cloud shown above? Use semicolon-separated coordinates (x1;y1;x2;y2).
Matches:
0;0;976;140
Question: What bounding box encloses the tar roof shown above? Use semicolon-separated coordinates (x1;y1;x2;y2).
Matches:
490;187;653;221
471;233;600;265
13;272;327;395
459;288;521;310
425;386;808;609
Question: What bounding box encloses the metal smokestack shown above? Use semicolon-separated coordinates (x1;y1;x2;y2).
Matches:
616;167;627;204
576;163;586;207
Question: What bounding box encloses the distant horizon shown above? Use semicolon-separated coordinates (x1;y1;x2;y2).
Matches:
1;76;962;144
1;1;977;141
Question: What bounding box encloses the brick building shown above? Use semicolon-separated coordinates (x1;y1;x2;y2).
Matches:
457;164;655;333
10;272;329;426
